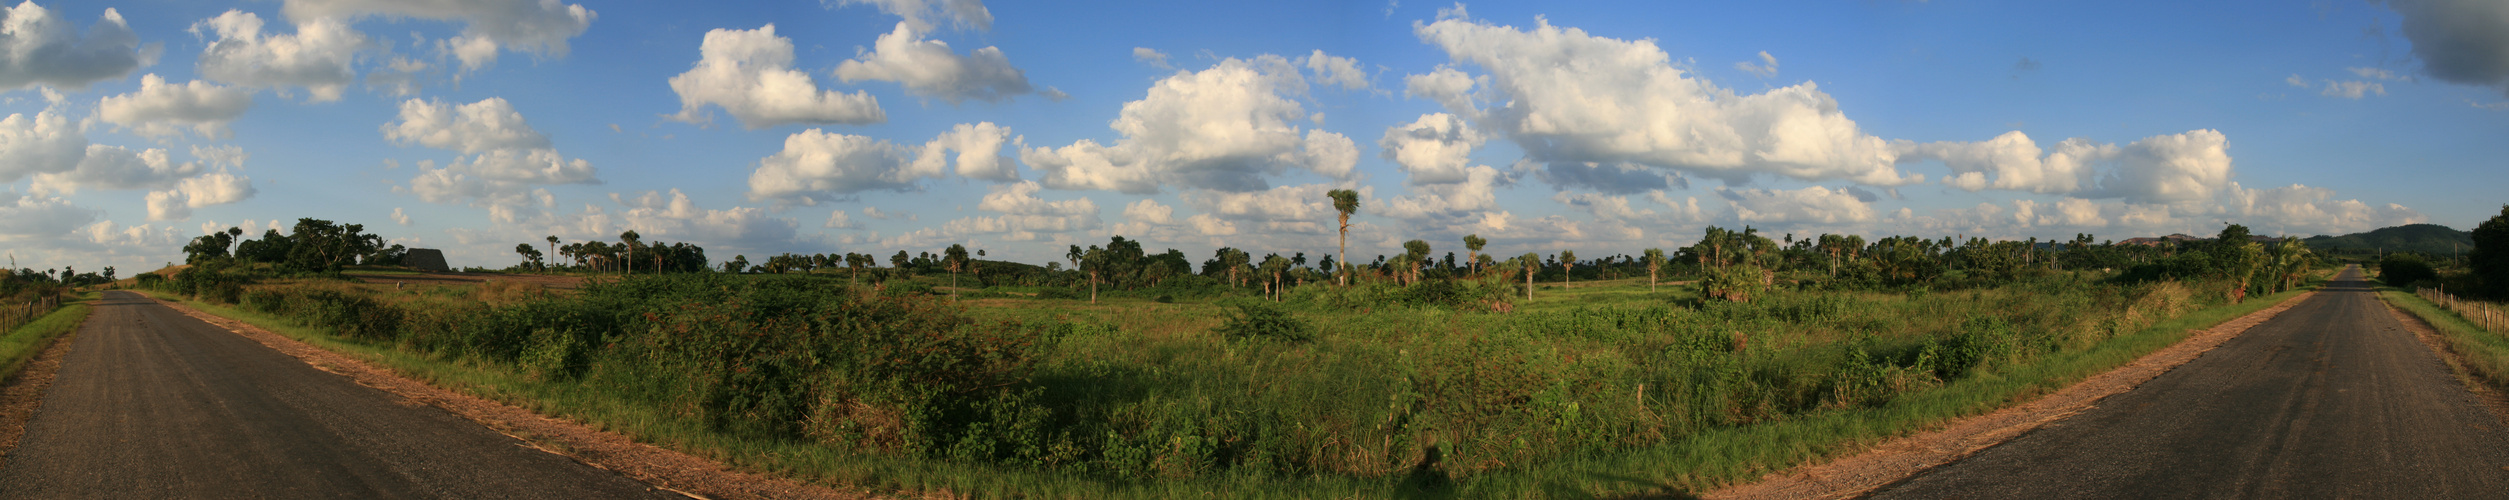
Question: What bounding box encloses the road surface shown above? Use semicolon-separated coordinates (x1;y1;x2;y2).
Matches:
1867;266;2509;498
0;291;679;498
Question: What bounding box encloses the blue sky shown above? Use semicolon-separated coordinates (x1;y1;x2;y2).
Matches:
3;0;2505;273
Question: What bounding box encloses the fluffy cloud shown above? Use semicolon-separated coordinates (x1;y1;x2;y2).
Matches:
280;0;595;68
98;74;254;139
1021;55;1359;193
1300;50;1368;90
382;97;550;154
668;24;884;129
0;2;157;91
2382;0;2509;93
938;181;1103;241
823;209;858;229
748;125;1014;203
916;121;1016;181
1413;14;1918;187
0;108;86;183
2223;182;2427;235
1379;112;1483;185
747;129;931;203
1381;165;1508;219
830;0;993;32
1900;129;2234;205
392;206;412;225
145;170;256;221
1717;186;1877;224
833;22;1034;104
0;189;96;240
192;11;367;102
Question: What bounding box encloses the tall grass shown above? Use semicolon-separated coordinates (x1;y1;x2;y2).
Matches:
171;272;2290;498
0;293;92;383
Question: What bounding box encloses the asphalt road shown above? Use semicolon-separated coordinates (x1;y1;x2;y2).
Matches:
1867;266;2509;499
0;291;680;498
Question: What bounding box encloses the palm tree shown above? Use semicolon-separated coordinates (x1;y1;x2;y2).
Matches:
619;230;641;275
944;244;969;299
545;236;558;273
1643;248;1665;293
1402;240;1431;285
1518;252;1540;300
1328;189;1360;286
1261;254;1291;301
1082;245;1105;304
1559;250;1577;287
1462;234;1487;276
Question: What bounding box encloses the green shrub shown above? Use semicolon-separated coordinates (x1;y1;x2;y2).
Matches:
1211;300;1313;343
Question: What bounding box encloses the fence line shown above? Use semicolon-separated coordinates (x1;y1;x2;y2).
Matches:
0;294;64;334
2419;287;2504;335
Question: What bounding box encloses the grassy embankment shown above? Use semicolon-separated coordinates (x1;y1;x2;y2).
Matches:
142;271;2316;498
2380;288;2509;393
0;293;95;383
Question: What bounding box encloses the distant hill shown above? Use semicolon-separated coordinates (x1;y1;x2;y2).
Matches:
2300;224;2473;256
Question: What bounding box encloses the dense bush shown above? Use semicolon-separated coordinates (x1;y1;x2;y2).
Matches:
2380;254;2439;288
1211;300;1314;343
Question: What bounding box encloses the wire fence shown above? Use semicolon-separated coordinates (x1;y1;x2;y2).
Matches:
2419;287;2504;335
1;294;65;334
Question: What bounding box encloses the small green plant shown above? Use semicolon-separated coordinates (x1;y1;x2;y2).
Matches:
1212;300;1313;342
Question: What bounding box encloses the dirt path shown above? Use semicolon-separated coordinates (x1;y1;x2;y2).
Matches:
1709;276;2320;500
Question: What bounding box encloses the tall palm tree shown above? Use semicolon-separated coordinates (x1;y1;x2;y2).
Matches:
1328;189;1360;286
619;230;641;275
1462;234;1487;277
1559;249;1577;287
1518;252;1540;300
1402;240;1431;285
545;236;558;273
1643;248;1665;293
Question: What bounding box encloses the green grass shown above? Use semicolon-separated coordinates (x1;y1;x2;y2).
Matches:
2381;289;2509;391
0;293;95;383
141;274;2323;499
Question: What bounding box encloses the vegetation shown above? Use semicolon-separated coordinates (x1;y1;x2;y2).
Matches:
2301;223;2474;260
0;292;88;384
129;204;2364;498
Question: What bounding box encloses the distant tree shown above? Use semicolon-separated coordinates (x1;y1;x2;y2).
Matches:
1517;252;1541;300
1462;234;1487;276
619;230;642;274
1082;245;1106;303
1261;253;1291;300
1643;248;1665;292
1559;249;1577;287
2380;253;2438;288
1402;240;1431;285
944;244;970;298
891;250;910;275
2472;205;2509;297
723;255;750;273
545;235;558;271
515;243;544;271
1328;188;1360;286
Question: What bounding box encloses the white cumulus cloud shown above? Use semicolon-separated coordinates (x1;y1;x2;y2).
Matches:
667;24;884;129
1413;14;1918;188
382;97;551;154
1380;112;1484;185
192;11;367;102
1021;55;1358;194
833;22;1034;104
98;74;254;139
0;108;86;183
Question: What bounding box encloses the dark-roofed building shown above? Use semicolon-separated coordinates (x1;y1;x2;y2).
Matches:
404;248;449;272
